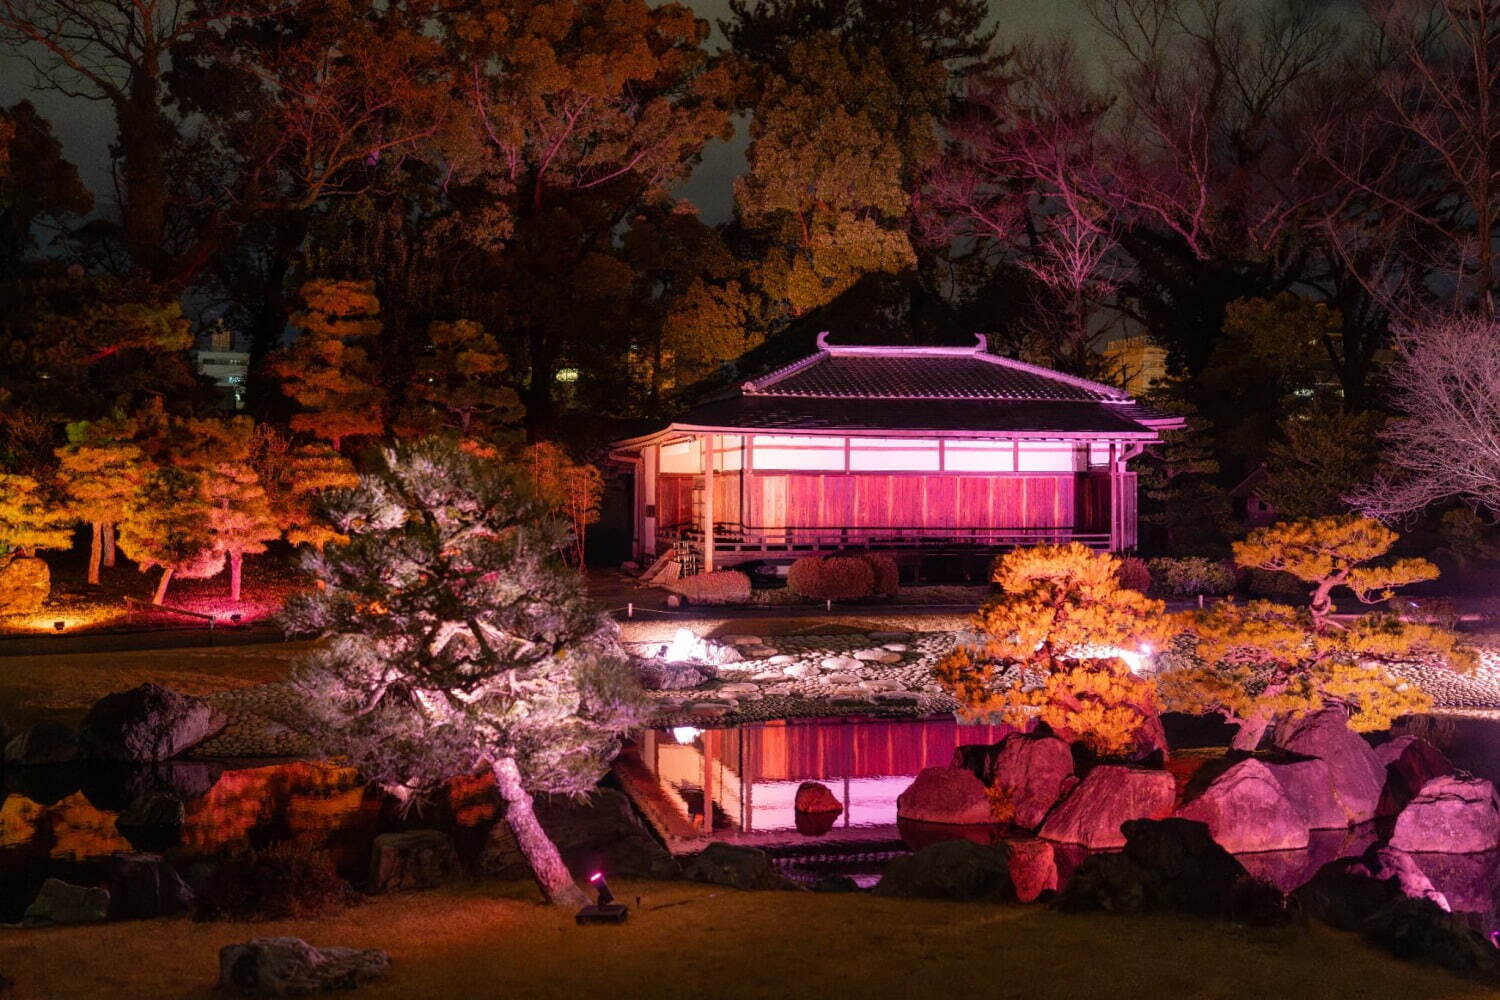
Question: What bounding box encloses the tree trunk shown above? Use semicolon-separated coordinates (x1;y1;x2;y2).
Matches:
152;566;174;606
490;756;587;908
88;522;103;586
1231;714;1271;752
103;522;116;567
230;552;243;603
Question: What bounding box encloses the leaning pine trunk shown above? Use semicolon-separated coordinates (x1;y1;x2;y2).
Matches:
1231;714;1272;752
230;552;243;603
87;522;103;586
103;522;116;567
152;566;174;606
490;756;587;908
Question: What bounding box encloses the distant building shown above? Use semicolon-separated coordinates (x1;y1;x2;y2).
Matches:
194;325;250;410
1229;464;1277;528
1103;336;1168;396
610;333;1182;574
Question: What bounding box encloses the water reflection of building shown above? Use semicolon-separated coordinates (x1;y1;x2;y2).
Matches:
624;717;1009;846
193;325;251;410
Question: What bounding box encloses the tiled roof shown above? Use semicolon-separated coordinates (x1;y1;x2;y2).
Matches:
671;396;1156;435
749;353;1116;402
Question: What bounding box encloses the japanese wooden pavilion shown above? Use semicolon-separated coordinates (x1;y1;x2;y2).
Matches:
610;334;1180;575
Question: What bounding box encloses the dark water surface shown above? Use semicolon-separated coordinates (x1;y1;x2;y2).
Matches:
3;714;1500;925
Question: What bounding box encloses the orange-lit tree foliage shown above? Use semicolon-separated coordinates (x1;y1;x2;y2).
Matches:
406;320;522;442
185;417;280;602
249;426;358;551
521;441;603;568
273;279;383;450
934;543;1173;758
116;465;220;606
55;414;144;584
0;472;72;559
1159;516;1472;750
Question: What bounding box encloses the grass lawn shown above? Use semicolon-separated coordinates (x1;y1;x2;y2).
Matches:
0;879;1490;999
0;643;309;731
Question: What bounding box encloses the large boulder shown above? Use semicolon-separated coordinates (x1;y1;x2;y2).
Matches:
896;767;993;826
1262;757;1350;830
0;555;50;616
633;659;714;691
1236;825;1379;895
80;684;226;763
1362;846;1451;912
1390;775;1500;854
107;853;195;920
682;843;796;890
80;761;223;812
998;838;1058;903
21;878;110;927
1271;708;1385;825
794;781;842;816
1056;819;1280;920
4;720;79;765
1038;766;1175;850
872;840;1012;901
1377;736;1454;817
987;732;1075;831
367;830;457;893
1174;758;1310;853
1406;850;1500;914
218;938;391;996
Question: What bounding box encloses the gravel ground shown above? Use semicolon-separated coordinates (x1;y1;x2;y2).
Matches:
184;628;1500;760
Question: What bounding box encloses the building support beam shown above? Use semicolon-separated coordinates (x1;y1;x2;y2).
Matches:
701;433;716;574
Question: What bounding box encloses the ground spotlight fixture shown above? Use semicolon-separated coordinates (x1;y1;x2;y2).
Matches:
229;613;243;624
575;871;628;925
53;620;65;632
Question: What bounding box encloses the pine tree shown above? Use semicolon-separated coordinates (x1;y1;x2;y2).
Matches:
186;417;281;602
54;413;144;584
281;439;649;906
521;441;604;568
404;320;523;443
272;279;384;450
0;472;73;558
116;466;220;605
250;427;358;551
935;543;1173;758
1138;386;1234;555
1160;516;1472;750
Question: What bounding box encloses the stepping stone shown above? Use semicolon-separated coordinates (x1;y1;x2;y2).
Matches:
686;701;735;718
745;646;779;658
853;649;902;663
882;643;909;653
767;655;795;665
751;672;784;682
727;635;762;646
824;674;861;686
717;683;761;696
868;631;910;641
859;678;902;691
821;656;862;672
784;663;820;680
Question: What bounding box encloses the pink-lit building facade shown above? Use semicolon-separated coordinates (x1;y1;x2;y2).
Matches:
610;335;1181;573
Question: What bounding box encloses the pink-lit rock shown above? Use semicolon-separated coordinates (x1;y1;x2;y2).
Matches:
794;781;842;816
896;767;993;826
1262;757;1351;830
1376;735;1453;817
1175;758;1310;853
999;837;1058;902
1390;775;1500;854
1271;708;1385;825
988;732;1075;831
1038;766;1175;849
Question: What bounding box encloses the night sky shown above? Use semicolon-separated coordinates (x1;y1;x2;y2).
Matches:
0;0;1283;226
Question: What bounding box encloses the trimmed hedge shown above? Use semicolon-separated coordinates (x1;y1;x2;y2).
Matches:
1147;557;1238;598
787;555;876;601
667;570;752;605
1116;556;1151;594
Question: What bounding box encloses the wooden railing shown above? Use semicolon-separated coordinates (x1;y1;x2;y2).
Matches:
659;522;1111;557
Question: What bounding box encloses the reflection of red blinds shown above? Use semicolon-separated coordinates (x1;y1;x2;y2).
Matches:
742;719;1011;781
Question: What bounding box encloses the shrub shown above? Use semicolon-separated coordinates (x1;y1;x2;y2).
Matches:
1147;557;1237;598
859;553;900;598
666;569;751;605
1116;556;1151;594
195;843;356;921
787;555;875;601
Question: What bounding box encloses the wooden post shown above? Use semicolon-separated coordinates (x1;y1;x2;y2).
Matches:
701;433;716;574
642;443;659;560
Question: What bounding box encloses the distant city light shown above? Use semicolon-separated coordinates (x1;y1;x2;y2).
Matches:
555;368;579;383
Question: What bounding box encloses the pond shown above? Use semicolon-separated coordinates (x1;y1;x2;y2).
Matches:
2;713;1499;926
